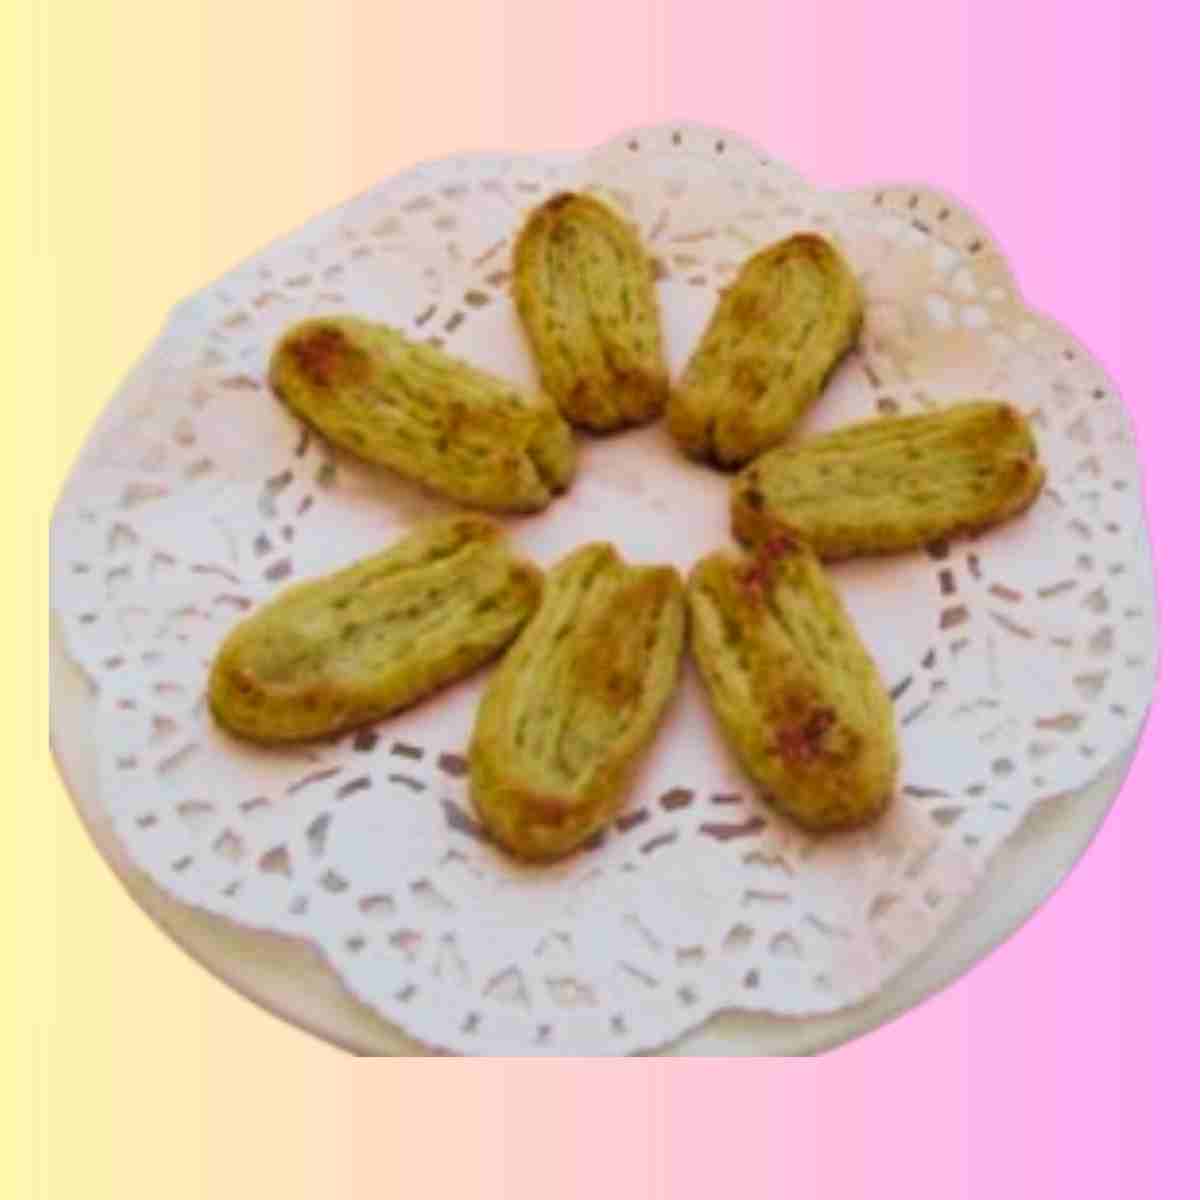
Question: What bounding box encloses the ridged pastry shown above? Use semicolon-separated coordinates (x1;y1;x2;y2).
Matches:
688;539;897;831
209;516;542;743
668;233;862;467
733;400;1045;559
470;543;686;860
512;192;668;432
269;316;575;513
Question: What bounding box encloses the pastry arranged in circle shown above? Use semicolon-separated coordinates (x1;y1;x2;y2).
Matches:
469;543;687;860
270;316;576;513
687;538;898;832
224;214;1049;852
209;516;542;743
668;233;862;467
732;400;1045;559
512;192;668;432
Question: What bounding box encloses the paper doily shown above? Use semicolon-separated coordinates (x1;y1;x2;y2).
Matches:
50;124;1157;1054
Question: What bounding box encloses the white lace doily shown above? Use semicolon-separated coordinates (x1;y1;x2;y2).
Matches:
50;124;1157;1054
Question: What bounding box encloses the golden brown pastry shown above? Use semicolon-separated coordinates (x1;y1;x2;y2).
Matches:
668;233;862;467
733;400;1045;559
512;192;668;432
469;543;686;860
269;316;575;513
209;516;541;743
688;539;897;832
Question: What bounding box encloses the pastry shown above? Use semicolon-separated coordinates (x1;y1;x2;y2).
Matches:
668;233;862;466
512;192;668;432
688;539;897;831
470;543;686;860
733;400;1045;559
269;316;575;513
209;516;542;742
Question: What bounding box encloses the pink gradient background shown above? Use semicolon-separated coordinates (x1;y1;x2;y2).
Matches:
31;0;1190;1197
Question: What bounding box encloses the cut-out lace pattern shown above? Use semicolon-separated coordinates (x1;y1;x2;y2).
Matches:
51;124;1156;1054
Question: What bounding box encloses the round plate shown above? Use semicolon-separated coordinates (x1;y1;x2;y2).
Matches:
49;125;1155;1055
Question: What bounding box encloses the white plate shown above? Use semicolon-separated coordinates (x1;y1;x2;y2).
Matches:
49;124;1156;1055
